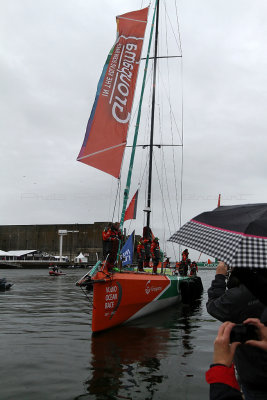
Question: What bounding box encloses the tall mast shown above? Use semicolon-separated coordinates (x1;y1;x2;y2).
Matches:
119;2;158;231
146;0;160;228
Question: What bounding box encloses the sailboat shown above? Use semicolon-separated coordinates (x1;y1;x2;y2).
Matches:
76;1;203;333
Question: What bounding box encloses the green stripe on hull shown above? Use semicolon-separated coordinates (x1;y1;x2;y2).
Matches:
157;276;180;300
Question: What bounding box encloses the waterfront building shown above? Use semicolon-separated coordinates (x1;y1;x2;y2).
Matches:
0;222;108;263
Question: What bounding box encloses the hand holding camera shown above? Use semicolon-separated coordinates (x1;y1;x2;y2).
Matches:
213;321;240;367
242;318;267;351
213;319;266;367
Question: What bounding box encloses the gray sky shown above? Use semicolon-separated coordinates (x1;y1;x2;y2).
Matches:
1;0;267;260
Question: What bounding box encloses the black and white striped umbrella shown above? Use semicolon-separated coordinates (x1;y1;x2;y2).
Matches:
169;203;267;268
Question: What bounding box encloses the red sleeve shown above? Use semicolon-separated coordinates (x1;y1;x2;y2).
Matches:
103;229;111;241
206;364;240;391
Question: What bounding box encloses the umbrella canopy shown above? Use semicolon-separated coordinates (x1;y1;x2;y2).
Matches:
169;203;267;269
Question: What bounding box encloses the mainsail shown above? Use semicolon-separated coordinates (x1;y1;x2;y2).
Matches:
77;7;149;178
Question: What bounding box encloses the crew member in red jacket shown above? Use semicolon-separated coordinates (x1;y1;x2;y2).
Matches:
102;222;122;271
179;249;190;276
151;237;160;274
143;226;152;268
102;223;112;259
190;261;198;276
137;239;145;272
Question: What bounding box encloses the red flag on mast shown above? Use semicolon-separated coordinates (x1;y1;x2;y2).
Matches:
217;194;221;207
124;190;139;221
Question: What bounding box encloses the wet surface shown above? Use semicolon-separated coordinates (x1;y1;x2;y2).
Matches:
0;269;219;399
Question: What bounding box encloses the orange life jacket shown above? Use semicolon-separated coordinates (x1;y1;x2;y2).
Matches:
137;243;145;254
102;227;121;241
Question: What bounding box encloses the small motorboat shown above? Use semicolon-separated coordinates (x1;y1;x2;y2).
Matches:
0;278;13;291
49;269;65;276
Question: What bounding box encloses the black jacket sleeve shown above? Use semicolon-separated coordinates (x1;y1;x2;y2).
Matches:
207;274;227;300
206;274;231;322
209;383;243;400
206;274;264;323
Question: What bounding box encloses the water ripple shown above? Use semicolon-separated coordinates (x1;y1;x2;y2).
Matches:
1;269;219;400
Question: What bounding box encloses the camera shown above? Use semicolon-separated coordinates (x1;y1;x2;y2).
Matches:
230;323;260;344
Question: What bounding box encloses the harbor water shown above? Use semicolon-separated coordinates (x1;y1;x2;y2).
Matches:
0;269;220;400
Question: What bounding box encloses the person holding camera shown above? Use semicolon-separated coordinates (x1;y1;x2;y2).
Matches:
206;319;267;399
206;264;267;399
206;262;265;323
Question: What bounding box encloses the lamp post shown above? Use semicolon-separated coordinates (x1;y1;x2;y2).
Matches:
58;230;79;262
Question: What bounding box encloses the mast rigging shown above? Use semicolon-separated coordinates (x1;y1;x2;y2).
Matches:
146;0;160;228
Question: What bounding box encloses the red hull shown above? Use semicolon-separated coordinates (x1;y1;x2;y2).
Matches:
91;270;175;333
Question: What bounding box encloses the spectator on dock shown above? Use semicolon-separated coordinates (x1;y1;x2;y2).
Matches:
206;319;267;399
206;262;265;324
206;263;267;399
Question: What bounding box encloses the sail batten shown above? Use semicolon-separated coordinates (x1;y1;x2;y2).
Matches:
77;7;149;178
78;142;126;160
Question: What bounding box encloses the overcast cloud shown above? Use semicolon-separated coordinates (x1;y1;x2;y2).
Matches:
1;0;267;259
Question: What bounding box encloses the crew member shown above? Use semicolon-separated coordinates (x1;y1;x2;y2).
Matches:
190;261;198;276
143;226;152;268
102;222;122;271
163;257;170;269
102;223;112;259
174;261;180;275
179;249;190;276
136;239;145;272
182;249;189;260
151;237;160;274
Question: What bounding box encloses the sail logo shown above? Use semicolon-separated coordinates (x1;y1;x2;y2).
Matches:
102;37;143;125
111;42;138;124
145;280;162;295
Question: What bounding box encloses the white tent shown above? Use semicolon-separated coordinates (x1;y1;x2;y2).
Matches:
0;250;36;259
75;252;88;263
0;250;10;257
6;250;36;257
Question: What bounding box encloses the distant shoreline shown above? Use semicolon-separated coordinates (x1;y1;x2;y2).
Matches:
0;261;92;269
0;261;217;271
